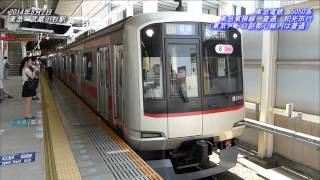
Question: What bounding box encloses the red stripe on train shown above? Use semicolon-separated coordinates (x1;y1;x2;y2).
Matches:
81;81;97;99
144;105;244;118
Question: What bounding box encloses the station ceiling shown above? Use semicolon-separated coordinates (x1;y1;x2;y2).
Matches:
0;0;59;14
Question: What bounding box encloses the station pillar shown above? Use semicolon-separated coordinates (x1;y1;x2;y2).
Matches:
143;1;158;13
126;1;134;17
21;41;27;58
187;1;202;14
0;40;3;65
257;1;279;158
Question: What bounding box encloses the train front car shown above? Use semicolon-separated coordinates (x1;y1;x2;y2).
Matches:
123;12;245;179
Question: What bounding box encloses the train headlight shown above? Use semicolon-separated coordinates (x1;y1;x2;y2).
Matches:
233;33;238;39
146;29;154;37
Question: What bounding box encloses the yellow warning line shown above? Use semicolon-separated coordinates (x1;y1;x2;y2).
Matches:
55;77;163;180
40;74;82;180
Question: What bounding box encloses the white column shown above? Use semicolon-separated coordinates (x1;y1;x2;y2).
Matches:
0;40;3;62
187;1;202;14
21;41;27;58
219;2;234;16
0;40;3;80
143;1;158;13
257;0;279;158
126;2;134;17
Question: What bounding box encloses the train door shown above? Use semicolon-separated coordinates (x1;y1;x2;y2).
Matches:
165;39;202;138
113;45;123;127
97;47;109;116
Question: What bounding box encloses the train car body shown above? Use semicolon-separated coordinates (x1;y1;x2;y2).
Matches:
52;12;245;179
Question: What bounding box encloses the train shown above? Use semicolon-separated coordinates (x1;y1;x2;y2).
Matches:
50;12;245;179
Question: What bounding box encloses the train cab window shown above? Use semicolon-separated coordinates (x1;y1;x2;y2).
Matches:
70;54;75;74
141;23;164;99
202;56;242;95
83;52;93;81
202;25;243;95
168;44;199;98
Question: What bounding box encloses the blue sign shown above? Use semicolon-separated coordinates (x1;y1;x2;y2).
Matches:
11;118;40;128
0;152;35;166
210;8;314;31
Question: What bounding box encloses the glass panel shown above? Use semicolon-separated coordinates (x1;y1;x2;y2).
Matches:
142;57;163;99
105;49;109;87
141;23;164;99
203;54;242;95
70;54;75;74
83;52;93;81
82;55;87;79
169;44;199;98
202;23;243;96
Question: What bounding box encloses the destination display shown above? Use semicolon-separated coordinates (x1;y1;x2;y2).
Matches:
166;23;196;35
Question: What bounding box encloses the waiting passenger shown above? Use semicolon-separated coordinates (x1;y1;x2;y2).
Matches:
32;57;40;101
0;57;13;103
3;57;10;80
20;57;39;119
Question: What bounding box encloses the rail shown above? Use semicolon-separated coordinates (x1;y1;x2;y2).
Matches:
242;118;320;148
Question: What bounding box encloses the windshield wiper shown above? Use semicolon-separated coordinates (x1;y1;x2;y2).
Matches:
176;80;189;102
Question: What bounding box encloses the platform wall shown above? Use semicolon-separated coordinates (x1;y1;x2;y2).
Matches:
240;10;320;171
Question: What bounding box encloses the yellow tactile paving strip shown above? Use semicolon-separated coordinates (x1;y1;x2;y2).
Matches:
55;77;163;180
40;74;82;180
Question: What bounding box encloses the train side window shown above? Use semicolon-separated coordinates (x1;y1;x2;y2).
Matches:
63;56;67;70
70;54;75;74
83;52;93;81
141;23;164;99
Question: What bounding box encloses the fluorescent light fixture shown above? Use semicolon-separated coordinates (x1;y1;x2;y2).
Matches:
19;27;54;33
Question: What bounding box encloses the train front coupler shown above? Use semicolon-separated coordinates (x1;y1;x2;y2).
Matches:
147;139;239;180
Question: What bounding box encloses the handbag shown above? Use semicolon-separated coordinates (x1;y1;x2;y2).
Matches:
25;78;38;90
4;62;10;68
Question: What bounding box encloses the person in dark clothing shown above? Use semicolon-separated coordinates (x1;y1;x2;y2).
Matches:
46;58;53;81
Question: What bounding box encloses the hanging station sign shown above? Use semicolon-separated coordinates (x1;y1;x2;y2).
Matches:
7;8;68;24
0;33;35;41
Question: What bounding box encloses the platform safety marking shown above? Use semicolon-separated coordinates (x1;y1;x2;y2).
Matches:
0;152;35;166
0;129;5;136
36;125;43;139
11;118;42;128
106;149;129;155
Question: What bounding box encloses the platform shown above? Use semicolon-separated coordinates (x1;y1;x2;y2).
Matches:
42;75;162;180
0;77;45;180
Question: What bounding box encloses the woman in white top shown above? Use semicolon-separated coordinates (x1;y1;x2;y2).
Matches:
20;57;39;119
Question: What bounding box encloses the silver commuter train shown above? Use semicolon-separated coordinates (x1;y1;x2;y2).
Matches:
52;12;245;179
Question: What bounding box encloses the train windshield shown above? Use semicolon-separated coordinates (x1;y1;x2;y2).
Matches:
141;24;164;99
202;24;243;95
168;44;199;100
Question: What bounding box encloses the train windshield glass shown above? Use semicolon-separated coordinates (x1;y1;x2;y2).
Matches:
168;44;199;98
202;25;243;95
141;24;164;99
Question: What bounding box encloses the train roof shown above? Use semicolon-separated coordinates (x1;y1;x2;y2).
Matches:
126;11;220;30
65;12;220;50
